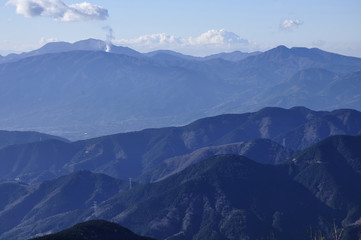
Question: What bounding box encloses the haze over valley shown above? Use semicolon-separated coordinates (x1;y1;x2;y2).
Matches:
1;40;361;140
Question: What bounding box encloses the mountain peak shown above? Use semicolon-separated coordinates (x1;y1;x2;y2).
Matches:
275;45;289;50
72;38;106;49
31;220;156;240
267;45;290;54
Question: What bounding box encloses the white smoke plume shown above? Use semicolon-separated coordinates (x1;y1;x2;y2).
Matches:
103;26;114;52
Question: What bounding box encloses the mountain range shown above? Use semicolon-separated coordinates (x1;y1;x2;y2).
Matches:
1;107;360;184
0;107;360;239
92;134;361;240
0;39;360;140
0;39;141;64
1;133;361;239
1;39;361;239
0;39;260;64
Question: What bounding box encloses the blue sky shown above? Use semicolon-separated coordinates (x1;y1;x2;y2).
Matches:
0;0;360;56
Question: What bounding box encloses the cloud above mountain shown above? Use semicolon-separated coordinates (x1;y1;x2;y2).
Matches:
280;19;303;30
190;29;249;45
114;30;254;55
7;0;108;22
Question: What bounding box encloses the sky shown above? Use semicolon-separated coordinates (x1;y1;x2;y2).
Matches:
0;0;361;57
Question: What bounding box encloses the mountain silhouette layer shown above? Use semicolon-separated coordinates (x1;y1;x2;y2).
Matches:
30;220;156;240
1;107;360;184
1;41;361;139
1;135;360;240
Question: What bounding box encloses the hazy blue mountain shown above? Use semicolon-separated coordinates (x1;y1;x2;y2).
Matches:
213;46;361;115
0;50;234;139
258;68;338;105
0;39;141;64
146;50;261;62
242;46;361;75
0;171;130;240
252;68;361;111
203;50;261;61
0;107;360;184
324;70;361;110
31;220;156;240
228;45;361;88
1;40;260;63
0;130;68;149
0;44;361;139
145;50;202;61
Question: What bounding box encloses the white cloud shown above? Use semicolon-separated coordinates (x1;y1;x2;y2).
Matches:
189;29;249;46
6;0;108;22
113;30;254;56
117;33;184;47
280;19;303;30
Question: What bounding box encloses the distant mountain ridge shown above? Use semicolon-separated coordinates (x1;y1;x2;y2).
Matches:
0;107;360;184
144;49;261;61
1;41;361;139
203;50;261;61
0;39;259;64
0;39;142;64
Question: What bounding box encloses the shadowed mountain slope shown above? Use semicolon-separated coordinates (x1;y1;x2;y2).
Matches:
0;156;334;240
139;138;294;183
0;139;78;183
0;130;68;149
291;135;361;225
0;171;130;240
88;155;334;240
1;134;361;239
88;135;361;239
0;182;30;212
